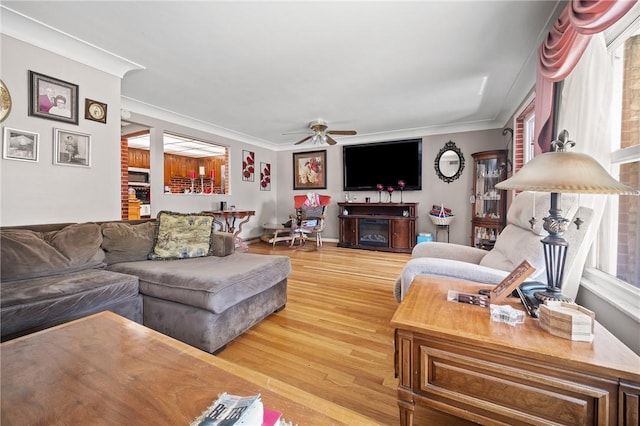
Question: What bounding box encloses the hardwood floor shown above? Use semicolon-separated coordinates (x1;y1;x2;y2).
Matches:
217;242;475;425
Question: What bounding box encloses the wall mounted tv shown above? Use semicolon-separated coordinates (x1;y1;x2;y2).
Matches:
343;138;422;191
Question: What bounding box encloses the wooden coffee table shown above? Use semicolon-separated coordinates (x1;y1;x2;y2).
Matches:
1;311;378;425
391;276;640;426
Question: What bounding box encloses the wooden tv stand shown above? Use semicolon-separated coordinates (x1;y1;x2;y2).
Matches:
337;202;417;253
391;276;640;426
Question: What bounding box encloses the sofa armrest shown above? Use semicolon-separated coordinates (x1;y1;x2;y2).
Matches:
211;232;235;257
412;242;488;264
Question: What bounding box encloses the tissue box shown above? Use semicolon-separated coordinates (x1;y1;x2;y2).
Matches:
539;301;595;342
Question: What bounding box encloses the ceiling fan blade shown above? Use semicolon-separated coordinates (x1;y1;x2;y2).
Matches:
327;130;357;135
282;130;312;135
326;135;338;145
294;135;313;145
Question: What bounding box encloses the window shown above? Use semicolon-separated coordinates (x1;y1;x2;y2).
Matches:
597;28;640;288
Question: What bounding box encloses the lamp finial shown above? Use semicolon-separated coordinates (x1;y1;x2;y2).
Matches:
551;130;576;152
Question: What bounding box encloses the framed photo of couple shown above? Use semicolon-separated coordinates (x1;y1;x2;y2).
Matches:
28;71;79;125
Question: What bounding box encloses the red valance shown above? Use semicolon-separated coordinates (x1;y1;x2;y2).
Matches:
534;0;637;154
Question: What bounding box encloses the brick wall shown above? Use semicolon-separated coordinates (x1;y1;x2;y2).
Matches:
120;139;129;220
617;35;640;286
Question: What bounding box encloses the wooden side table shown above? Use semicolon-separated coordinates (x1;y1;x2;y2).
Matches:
391;276;640;426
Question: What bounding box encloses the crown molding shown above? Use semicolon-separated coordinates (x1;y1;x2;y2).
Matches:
1;5;144;78
121;97;279;150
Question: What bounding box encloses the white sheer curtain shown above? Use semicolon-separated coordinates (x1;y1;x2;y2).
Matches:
556;33;614;294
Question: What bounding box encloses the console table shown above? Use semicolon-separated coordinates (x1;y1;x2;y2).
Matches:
337;202;417;253
207;209;255;251
391;276;640;426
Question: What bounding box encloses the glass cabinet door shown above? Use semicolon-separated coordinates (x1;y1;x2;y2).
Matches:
471;150;508;249
474;157;504;220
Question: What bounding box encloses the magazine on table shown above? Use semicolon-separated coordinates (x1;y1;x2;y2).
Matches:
190;393;263;426
190;393;292;426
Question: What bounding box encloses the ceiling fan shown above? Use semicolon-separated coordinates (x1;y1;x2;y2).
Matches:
291;119;357;145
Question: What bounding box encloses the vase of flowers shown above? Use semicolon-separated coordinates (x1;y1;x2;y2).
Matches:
376;183;384;203
398;180;405;203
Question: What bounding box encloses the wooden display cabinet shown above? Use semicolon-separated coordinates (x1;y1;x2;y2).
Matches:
471;150;508;250
338;202;417;253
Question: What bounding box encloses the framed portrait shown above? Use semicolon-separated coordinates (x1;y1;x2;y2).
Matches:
53;128;91;167
260;162;271;191
242;150;255;181
293;150;326;190
29;71;79;125
3;127;39;162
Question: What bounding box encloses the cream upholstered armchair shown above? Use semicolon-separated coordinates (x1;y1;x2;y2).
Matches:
394;192;595;302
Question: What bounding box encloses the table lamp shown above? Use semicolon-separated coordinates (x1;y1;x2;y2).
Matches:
495;130;639;303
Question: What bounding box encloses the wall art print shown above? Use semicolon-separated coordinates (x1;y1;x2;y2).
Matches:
29;71;79;125
293;149;326;190
260;162;271;191
242;150;255;182
3;127;39;162
53;128;91;167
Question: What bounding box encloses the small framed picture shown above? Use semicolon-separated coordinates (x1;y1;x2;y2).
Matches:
242;150;255;182
29;71;79;125
85;98;107;123
293;149;327;190
490;259;535;303
260;162;271;191
53;128;91;167
3;127;39;162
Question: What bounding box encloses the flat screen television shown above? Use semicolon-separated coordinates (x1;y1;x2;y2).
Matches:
343;138;422;191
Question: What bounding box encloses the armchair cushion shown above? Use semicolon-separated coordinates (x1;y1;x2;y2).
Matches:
478;224;546;281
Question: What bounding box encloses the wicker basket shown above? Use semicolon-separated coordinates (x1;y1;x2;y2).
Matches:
430;214;455;226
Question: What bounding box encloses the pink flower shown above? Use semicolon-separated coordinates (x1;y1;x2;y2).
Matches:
387;186;394;193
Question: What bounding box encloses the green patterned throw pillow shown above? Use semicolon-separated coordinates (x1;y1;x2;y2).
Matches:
149;211;215;260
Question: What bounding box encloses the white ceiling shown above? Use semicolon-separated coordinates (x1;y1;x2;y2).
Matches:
2;1;562;149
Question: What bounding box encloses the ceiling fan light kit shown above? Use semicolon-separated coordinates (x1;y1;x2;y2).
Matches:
293;119;357;146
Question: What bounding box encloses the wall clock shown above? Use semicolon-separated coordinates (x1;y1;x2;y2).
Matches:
85;99;107;123
0;79;12;123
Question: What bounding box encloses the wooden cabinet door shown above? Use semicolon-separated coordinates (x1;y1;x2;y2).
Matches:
391;219;410;249
128;148;150;169
340;217;358;246
170;154;189;178
141;150;150;169
164;154;172;185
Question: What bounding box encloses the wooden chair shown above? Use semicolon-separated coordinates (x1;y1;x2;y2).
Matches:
290;193;331;247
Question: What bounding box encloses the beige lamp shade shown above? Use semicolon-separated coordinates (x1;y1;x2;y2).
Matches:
495;151;639;195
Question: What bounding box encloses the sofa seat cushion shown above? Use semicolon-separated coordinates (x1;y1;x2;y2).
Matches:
0;269;139;338
108;253;291;314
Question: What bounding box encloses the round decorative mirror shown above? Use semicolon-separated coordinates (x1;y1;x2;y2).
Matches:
434;140;465;183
